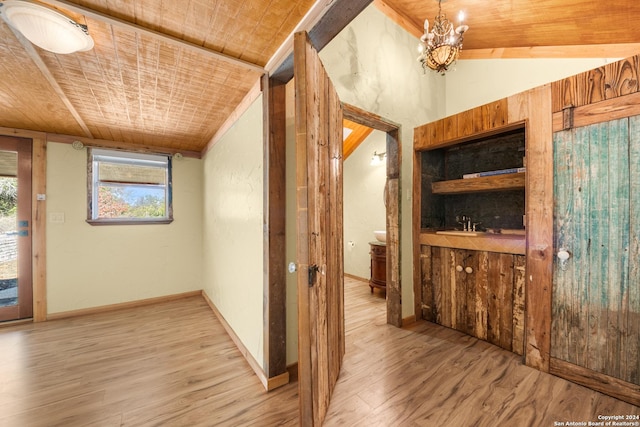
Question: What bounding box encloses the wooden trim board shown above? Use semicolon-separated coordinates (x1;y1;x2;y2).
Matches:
552;91;640;132
47;291;202;320
32;137;47;322
550;358;640;407
344;273;368;283
48;133;201;159
401;315;416;327
201;290;290;392
262;75;288;381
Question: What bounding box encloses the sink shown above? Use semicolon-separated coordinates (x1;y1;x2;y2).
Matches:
374;230;386;242
435;230;484;237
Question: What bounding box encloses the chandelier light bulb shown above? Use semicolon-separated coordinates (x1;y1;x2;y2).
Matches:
458;10;465;23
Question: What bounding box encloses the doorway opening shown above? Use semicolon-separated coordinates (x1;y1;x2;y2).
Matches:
0;136;32;322
343;103;401;327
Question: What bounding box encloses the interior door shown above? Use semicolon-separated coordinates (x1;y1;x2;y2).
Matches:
294;31;345;426
552;116;640;397
0;136;32;321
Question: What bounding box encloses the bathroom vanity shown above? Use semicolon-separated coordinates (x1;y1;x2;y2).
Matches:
414;106;527;355
369;242;386;293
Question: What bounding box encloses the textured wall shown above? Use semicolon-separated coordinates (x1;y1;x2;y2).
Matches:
46;142;203;314
343;130;387;279
445;58;617;117
202;96;265;367
320;4;443;319
320;4;615;318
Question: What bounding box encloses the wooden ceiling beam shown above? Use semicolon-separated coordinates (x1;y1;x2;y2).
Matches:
43;0;265;75
48;133;202;158
265;0;338;76
8;27;94;139
374;0;421;38
461;44;640;60
269;0;373;82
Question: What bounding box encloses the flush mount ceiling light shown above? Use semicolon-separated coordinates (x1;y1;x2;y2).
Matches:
0;0;94;54
417;0;469;74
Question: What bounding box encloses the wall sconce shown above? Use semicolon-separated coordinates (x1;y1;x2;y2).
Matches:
370;151;386;166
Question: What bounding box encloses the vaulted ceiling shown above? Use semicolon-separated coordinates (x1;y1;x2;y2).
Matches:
1;0;639;158
377;0;640;58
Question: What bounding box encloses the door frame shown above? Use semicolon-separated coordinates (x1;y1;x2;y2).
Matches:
0;129;47;324
0;136;32;321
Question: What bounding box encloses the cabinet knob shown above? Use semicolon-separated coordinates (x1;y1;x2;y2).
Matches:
455;265;463;272
465;266;473;274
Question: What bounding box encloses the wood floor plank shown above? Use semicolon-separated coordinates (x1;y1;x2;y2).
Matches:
0;281;636;427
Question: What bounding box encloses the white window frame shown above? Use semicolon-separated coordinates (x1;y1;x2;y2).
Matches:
87;148;173;225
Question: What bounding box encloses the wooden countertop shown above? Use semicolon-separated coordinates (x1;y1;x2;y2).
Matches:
420;230;525;255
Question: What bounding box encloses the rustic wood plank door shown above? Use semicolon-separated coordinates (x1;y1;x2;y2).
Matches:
552;116;640;403
294;31;345;426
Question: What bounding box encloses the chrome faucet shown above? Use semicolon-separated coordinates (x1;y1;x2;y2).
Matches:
456;215;472;231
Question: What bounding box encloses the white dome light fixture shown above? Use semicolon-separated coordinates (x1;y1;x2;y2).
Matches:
0;0;94;54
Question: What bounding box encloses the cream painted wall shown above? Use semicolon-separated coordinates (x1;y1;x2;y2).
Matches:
343;130;387;279
318;4;615;321
445;58;618;116
320;4;443;321
202;96;265;367
46;142;203;314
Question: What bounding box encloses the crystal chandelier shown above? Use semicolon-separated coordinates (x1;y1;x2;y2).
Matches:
417;0;469;74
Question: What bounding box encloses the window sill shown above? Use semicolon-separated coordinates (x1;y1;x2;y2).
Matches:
86;218;174;226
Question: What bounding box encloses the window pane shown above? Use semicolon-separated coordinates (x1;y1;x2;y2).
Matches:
89;148;172;224
97;185;166;219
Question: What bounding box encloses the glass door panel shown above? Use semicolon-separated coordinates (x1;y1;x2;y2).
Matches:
0;137;32;321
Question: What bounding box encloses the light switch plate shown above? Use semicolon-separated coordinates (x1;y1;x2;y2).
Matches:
49;212;65;223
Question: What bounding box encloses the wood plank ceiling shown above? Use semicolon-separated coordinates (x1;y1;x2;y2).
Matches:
0;0;314;155
2;0;640;157
377;0;640;58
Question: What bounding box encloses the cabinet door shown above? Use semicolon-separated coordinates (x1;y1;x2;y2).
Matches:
453;248;478;337
485;252;515;351
421;246;525;354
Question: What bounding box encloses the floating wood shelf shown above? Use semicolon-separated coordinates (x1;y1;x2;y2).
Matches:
431;172;525;195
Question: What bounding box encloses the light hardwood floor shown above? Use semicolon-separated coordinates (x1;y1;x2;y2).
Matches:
0;278;637;426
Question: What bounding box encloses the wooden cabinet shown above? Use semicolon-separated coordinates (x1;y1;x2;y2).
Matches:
412;88;555;374
419;124;526;232
369;242;386;293
420;245;526;355
412;55;640;405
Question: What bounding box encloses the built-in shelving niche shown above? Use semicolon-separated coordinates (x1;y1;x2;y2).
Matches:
420;126;526;231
